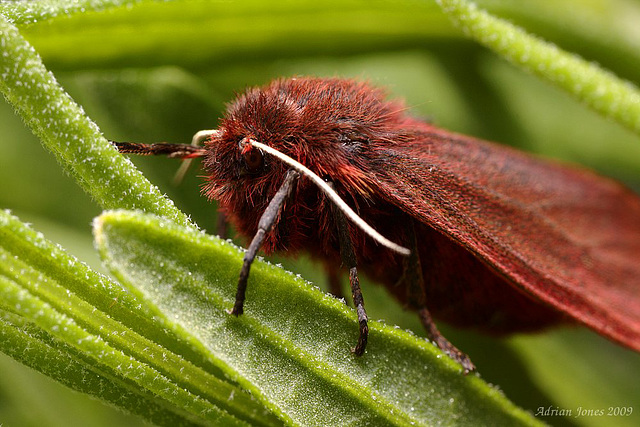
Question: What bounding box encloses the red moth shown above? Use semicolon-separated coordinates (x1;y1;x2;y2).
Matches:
114;77;640;373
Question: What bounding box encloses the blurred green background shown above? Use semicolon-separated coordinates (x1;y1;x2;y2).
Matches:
1;0;640;426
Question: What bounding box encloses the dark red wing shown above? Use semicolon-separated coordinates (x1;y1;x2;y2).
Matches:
373;125;640;351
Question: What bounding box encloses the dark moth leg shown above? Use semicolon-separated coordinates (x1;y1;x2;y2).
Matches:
216;209;228;240
331;192;368;356
230;169;300;316
407;221;476;374
326;268;345;300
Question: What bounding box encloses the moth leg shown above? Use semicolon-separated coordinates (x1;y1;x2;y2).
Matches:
230;169;299;316
216;208;228;240
331;193;368;356
348;267;368;356
407;221;476;374
326;267;345;300
418;307;475;374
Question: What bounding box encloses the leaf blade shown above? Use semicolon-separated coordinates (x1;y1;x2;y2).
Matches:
436;0;640;135
0;209;279;427
95;209;542;426
0;13;191;227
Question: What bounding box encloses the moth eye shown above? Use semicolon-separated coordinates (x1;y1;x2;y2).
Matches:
243;148;264;173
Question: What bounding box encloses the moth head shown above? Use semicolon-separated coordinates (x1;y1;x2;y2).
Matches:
202;77;407;206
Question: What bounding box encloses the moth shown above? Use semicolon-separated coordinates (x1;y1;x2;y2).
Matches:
114;77;640;373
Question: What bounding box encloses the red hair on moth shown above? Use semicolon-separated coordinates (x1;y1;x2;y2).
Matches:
113;77;640;374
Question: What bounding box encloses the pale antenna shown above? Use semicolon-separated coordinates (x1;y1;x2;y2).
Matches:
246;139;411;256
173;129;221;185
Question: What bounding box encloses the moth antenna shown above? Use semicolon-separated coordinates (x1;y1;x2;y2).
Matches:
246;139;411;256
111;141;208;158
173;129;220;185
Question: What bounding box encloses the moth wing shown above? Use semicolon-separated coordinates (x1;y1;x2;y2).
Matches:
373;127;640;351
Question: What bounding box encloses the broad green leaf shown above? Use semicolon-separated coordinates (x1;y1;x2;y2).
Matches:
0;209;279;426
94;209;541;426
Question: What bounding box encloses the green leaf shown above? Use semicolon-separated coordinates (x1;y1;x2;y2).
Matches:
436;0;640;135
0;13;192;227
0;0;143;25
2;1;639;425
0;209;279;426
473;0;640;82
94;209;541;426
10;0;452;70
0;308;198;427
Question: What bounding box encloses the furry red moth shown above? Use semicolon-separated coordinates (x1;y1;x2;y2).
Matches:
114;77;640;373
